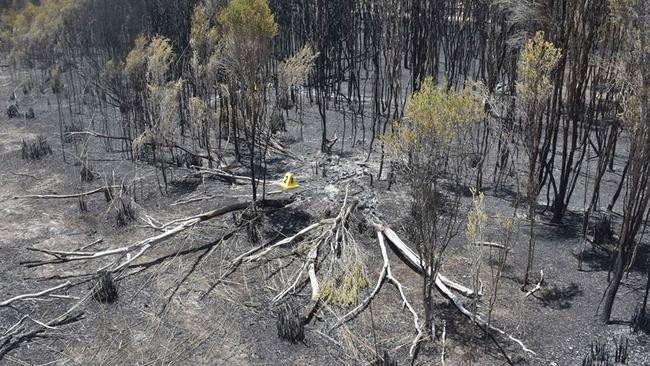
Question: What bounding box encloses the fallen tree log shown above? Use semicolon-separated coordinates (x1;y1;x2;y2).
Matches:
191;166;263;185
377;224;480;298
374;223;536;356
64;131;131;141
474;241;506;249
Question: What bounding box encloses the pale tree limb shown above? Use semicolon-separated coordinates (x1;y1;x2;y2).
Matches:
192;166;262;185
0;293;88;357
0;282;71;308
441;320;447;366
1;315;58;341
13;185;121;200
140;214;164;230
525;270;544;297
269;193;358;305
3;199;296;358
435;276;536;355
170;194;215;206
272;258;310;304
302;245;322;324
377;224;480;298
376;223;536;355
204;188;357;326
200;219;326;299
473;241;506;249
64;130;130;141
245;221;328;262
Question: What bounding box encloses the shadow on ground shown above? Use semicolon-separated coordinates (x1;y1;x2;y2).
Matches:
264;207;312;242
534;282;583;310
573;241;650;273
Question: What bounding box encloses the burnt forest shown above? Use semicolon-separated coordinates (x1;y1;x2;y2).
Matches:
1;0;650;365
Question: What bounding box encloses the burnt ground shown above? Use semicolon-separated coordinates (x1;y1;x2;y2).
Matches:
0;69;649;366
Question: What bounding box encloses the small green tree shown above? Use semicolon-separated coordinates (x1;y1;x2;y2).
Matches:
216;0;278;201
277;44;318;112
516;31;561;289
129;35;182;192
190;4;219;68
384;78;483;345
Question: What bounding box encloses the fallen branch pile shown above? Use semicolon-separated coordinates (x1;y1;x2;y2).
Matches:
2;185;535;363
202;188;359;326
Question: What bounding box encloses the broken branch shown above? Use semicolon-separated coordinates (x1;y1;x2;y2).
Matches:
0;282;71;308
13;185;122;200
525;270;544;297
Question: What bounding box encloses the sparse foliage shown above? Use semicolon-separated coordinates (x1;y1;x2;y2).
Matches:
320;260;369;306
385;79;482;344
516;31;561;289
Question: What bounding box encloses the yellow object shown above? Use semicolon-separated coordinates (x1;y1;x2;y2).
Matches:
280;172;299;190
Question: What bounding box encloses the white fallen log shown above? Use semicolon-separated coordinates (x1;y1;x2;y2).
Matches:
302;245;321;323
192;166;261;185
376;224;536;355
441;320;447;366
64;130;131;141
170;194;215;206
377;224;480;298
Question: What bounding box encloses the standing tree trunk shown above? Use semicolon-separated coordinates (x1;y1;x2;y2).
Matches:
600;13;650;320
